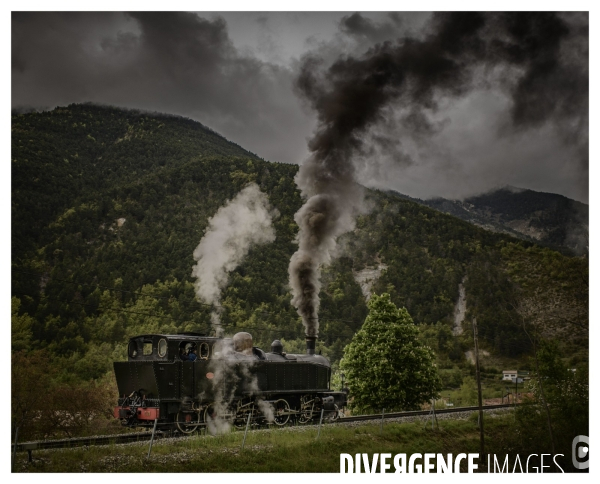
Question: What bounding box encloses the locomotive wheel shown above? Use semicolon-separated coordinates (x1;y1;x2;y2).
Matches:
298;409;313;424
234;418;247;429
234;409;251;429
298;414;312;424
175;410;200;434
273;399;290;426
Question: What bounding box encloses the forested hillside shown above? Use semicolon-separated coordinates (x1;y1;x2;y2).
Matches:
11;104;588;438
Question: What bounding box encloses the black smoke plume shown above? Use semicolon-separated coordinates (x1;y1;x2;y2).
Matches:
288;12;587;337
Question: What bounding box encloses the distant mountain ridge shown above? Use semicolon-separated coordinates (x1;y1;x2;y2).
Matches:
391;187;588;256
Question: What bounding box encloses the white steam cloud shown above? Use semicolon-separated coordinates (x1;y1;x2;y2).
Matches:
191;183;278;335
203;339;275;436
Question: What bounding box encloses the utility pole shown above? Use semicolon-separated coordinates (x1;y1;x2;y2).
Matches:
472;318;485;462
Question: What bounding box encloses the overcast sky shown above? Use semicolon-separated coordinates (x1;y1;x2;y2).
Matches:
11;11;589;203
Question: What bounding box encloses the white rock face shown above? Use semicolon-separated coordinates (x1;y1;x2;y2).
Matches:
453;279;467;336
465;348;490;364
117;218;126;227
353;264;387;301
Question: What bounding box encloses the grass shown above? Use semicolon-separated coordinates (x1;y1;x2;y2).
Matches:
14;410;519;473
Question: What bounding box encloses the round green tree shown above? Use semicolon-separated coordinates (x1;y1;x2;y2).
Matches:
340;293;441;412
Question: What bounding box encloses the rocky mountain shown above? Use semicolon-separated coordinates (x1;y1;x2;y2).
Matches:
398;187;588;256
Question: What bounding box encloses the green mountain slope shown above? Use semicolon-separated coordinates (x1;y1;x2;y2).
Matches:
11;104;588;383
12;103;259;261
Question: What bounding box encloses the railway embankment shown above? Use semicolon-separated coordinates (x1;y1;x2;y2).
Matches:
13;407;516;473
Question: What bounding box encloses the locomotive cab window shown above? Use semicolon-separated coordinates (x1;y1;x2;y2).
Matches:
143;342;153;356
128;341;138;358
158;338;167;358
199;342;209;359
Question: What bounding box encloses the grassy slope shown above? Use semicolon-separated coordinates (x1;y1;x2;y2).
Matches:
14;410;574;473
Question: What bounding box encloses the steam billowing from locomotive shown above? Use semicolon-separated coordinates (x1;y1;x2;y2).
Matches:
204;333;276;435
289;12;587;339
289;164;363;339
190;185;279;433
192;183;278;335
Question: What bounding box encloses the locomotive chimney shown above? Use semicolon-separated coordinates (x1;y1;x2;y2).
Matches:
306;335;316;355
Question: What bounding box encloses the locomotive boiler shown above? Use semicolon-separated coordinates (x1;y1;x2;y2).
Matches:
113;332;347;433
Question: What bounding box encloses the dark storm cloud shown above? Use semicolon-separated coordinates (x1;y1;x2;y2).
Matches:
301;11;588;200
11;11;313;164
128;12;232;70
288;11;588;335
488;13;588;139
300;12;488;150
339;12;404;44
490;12;589;184
11;11;588;203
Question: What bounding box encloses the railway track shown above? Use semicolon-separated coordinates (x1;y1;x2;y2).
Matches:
14;403;516;454
14;430;170;454
337;403;514;423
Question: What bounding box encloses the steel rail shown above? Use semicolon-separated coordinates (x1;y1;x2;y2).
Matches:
14;430;172;453
332;403;514;423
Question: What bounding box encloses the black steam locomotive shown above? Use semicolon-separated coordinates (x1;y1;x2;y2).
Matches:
113;332;347;433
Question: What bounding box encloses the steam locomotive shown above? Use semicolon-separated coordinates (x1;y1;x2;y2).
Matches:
113;332;347;433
